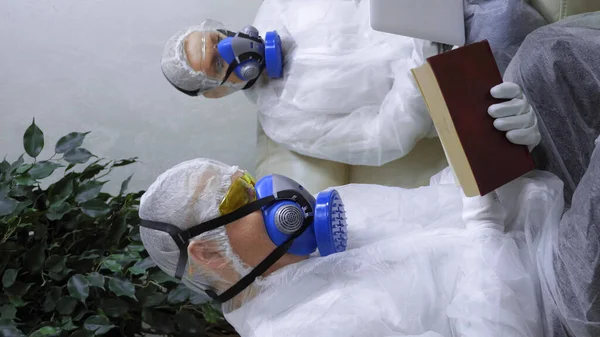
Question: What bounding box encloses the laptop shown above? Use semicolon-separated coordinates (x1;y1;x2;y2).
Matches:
369;0;465;47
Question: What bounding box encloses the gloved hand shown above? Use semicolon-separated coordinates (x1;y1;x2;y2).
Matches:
488;82;541;152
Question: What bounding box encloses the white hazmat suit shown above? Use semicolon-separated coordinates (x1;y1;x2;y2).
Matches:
246;0;439;166
224;168;564;337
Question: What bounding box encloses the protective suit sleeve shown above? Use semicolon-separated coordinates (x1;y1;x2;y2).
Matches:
536;135;600;337
460;191;504;232
504;12;600;206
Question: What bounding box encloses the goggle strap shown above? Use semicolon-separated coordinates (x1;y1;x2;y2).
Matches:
187;195;275;238
208;216;313;303
217;29;237;38
216;29;265;43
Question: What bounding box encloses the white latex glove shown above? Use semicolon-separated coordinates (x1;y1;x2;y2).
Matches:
488;82;541;152
461;190;505;232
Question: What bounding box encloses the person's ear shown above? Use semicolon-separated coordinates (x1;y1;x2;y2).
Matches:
188;240;228;272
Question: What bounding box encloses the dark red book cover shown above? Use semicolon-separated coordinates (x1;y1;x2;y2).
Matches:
426;40;535;195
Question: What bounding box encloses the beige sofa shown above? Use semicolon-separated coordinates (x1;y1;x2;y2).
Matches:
255;0;600;194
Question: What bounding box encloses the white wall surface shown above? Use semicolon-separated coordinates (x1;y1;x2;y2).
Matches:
0;0;261;193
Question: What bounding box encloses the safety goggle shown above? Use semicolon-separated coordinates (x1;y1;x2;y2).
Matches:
218;171;256;216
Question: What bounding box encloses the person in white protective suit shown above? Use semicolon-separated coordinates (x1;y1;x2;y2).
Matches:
137;93;550;337
159;0;544;166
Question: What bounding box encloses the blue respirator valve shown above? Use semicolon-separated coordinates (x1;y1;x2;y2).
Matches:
264;31;283;79
314;190;348;256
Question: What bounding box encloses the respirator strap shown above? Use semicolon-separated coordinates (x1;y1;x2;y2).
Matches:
139;196;276;280
206;216;313;303
220;50;264;86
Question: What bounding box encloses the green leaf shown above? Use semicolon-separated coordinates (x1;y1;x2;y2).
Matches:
45;256;67;273
74;181;105;204
128;257;156;276
9;154;24;173
108;278;137;300
43;287;62;312
8;295;25;307
175;310;205;336
80;200;111;218
148;270;179;285
69;329;94;337
23;118;44;158
48;268;72;282
101;259;122;273
0;184;8;198
80;161;106;180
167;284;191;304
140;293;165;308
9;184;32;198
49;176;74;205
56;297;78;315
113;158;137;167
126;243;145;253
142;309;176;334
14;175;36;186
46;202;73;221
31;326;60;336
0;320;26;337
6;282;33;297
55;132;90;154
65;163;76;172
29;161;62;179
0;159;9;175
6;282;33;307
72;306;89;322
83;315;115;335
2;269;18;288
0;196;18;216
85;273;105;290
24;241;46;274
201;303;224;324
106;217;128;246
67;274;90;303
100;298;129;318
0;305;16;320
61;317;78;331
64;148;94;164
15;164;33;174
119;174;133;195
34;222;48;240
0;242;20;253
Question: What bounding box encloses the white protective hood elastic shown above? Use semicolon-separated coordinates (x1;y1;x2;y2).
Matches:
245;0;439;166
224;167;565;337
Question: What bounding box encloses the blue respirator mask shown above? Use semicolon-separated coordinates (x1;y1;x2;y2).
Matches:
216;25;283;90
139;174;347;304
256;174;348;257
